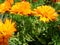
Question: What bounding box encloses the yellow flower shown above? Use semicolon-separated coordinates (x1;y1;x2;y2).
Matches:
10;1;32;15
33;5;58;22
40;17;49;22
10;2;21;14
0;0;14;14
0;19;16;38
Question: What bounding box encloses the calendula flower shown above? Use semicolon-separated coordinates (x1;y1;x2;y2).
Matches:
0;0;14;14
33;5;58;22
0;19;16;45
0;19;16;38
10;1;32;15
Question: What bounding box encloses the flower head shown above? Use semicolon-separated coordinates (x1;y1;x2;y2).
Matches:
0;0;14;14
10;1;32;15
33;5;58;22
0;19;16;38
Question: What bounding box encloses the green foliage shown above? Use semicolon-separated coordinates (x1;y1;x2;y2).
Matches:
27;0;44;9
0;0;5;3
8;14;41;45
1;13;60;45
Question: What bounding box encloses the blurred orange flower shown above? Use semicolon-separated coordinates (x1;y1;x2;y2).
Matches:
0;0;14;14
6;0;14;4
0;19;16;38
33;5;58;22
10;1;32;15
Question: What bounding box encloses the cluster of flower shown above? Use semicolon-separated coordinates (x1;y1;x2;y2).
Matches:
0;0;58;22
0;0;59;45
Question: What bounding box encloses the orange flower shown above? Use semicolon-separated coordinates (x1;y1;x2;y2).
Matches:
6;0;14;4
10;2;21;14
0;0;14;14
33;5;58;22
0;19;16;38
0;19;16;45
10;1;32;15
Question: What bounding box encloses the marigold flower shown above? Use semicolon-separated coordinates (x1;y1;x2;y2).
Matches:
33;5;58;22
0;0;14;14
0;19;16;38
0;19;16;45
10;1;32;15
